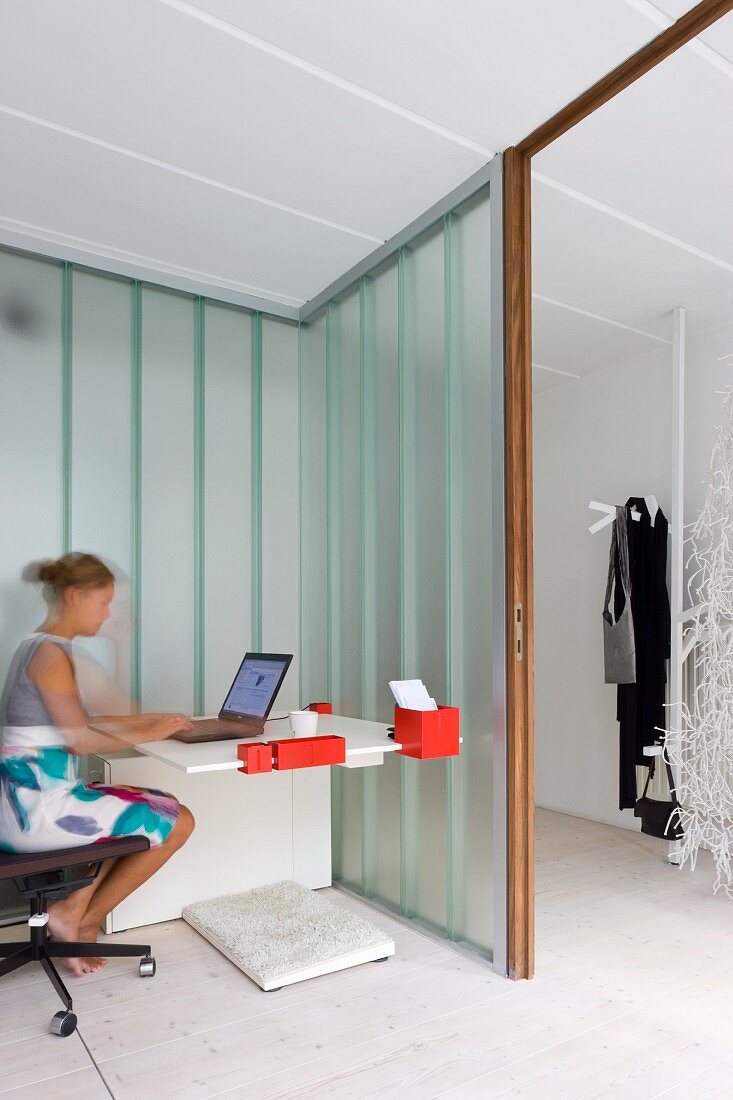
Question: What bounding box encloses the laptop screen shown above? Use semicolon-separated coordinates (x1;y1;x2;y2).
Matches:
220;653;292;720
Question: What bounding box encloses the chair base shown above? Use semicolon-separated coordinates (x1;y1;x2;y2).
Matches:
0;922;155;1032
0;838;157;1036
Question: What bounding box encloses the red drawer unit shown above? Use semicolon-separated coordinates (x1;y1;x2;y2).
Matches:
308;702;333;714
237;742;273;775
270;735;346;770
394;705;460;760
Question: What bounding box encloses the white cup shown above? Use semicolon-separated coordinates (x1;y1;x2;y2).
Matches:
289;710;318;737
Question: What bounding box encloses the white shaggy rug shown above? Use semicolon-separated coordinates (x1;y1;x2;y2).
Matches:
182;881;395;989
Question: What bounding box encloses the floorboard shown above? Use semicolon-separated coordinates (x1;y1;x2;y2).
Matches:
2;810;731;1098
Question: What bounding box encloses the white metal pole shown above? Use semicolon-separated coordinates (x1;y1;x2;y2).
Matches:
668;305;685;864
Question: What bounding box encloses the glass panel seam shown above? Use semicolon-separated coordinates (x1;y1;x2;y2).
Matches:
359;275;371;896
397;246;408;917
251;312;263;648
62;261;73;554
130;280;143;704
325;302;333;703
297;321;304;706
194;297;206;714
443;217;453;705
326;301;339;886
443;213;456;941
359;277;367;724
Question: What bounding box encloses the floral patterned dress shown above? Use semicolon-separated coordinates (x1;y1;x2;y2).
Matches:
0;634;179;853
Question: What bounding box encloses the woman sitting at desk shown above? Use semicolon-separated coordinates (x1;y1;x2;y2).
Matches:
0;553;195;975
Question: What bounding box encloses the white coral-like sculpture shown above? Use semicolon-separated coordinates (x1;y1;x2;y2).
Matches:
666;392;733;893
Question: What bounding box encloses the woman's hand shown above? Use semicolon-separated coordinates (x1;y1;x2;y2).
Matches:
149;714;194;740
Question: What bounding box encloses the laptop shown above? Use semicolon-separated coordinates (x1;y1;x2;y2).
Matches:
172;652;293;743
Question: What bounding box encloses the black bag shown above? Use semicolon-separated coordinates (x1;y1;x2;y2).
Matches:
634;754;684;840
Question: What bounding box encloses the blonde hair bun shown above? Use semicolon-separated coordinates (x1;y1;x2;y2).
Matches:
22;558;59;585
23;553;114;593
40;560;63;585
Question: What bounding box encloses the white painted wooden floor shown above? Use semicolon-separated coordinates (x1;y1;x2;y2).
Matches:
2;809;732;1099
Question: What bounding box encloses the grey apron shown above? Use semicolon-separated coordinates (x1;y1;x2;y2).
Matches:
602;506;636;684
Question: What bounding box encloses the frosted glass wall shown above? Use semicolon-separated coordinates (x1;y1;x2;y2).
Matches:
0;176;503;948
300;184;504;959
0;250;300;916
0;252;300;713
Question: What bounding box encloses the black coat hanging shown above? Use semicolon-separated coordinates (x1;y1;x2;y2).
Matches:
615;497;671;810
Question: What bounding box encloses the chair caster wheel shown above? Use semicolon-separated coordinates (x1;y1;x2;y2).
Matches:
50;1010;77;1037
139;955;156;977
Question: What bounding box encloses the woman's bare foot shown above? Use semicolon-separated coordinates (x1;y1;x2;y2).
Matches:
47;903;106;976
78;916;105;967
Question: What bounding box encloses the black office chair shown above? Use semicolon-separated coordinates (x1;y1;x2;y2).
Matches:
0;837;157;1036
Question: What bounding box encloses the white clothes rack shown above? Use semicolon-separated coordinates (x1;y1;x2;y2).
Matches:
669;306;685;864
588;501;641;535
588;496;668;535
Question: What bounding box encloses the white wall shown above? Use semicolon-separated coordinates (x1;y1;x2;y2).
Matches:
534;320;733;829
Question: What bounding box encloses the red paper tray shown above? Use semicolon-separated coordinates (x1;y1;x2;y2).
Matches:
394;705;460;760
269;734;346;770
237;742;273;775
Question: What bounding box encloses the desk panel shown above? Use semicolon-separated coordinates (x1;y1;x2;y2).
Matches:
92;752;331;932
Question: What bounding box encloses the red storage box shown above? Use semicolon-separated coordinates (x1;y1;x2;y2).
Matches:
237;742;273;775
309;702;332;714
394;705;460;760
270;735;346;770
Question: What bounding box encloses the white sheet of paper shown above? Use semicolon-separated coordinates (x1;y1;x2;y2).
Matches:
388;679;438;711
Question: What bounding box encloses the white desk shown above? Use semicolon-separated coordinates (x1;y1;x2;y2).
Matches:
135;713;402;773
89;713;398;933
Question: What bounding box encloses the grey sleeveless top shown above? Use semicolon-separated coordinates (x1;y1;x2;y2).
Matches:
0;634;73;728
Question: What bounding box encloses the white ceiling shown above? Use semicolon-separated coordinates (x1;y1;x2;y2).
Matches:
0;0;664;309
0;0;730;366
532;179;733;332
532;1;733;394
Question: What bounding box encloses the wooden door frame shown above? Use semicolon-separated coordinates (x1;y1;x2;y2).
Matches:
503;0;733;980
